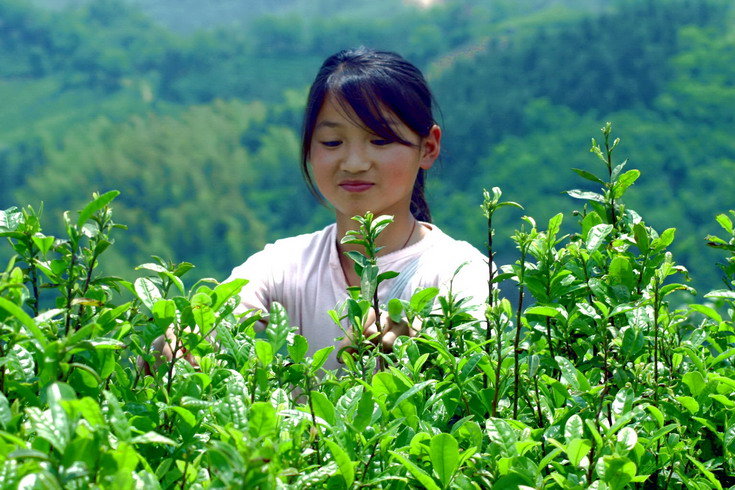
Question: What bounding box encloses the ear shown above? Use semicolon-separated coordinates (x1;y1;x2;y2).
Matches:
419;124;441;170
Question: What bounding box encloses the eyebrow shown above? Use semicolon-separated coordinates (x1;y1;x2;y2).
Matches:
315;119;400;131
314;120;343;129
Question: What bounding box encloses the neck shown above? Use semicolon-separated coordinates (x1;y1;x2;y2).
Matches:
337;212;422;287
337;211;418;258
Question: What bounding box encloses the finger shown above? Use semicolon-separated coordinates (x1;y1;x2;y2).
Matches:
338;326;357;356
363;324;382;348
381;317;410;351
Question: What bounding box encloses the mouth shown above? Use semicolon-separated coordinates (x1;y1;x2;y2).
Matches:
339;180;374;192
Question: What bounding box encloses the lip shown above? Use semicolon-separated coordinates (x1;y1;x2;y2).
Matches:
339;180;374;192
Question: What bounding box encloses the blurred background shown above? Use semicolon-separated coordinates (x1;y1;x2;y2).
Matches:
1;0;733;296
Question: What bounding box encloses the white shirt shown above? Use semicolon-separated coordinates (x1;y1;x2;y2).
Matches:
226;222;488;371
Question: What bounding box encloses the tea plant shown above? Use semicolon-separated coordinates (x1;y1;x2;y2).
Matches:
0;124;734;488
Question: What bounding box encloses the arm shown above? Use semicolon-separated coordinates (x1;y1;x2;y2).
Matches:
337;307;419;358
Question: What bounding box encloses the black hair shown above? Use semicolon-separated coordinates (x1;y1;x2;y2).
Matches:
301;47;437;222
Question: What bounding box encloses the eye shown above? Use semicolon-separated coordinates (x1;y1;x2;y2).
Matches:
371;139;393;146
320;140;342;148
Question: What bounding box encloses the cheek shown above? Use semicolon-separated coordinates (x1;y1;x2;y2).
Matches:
309;155;333;194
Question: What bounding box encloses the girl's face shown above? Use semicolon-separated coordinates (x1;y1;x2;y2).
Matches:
309;93;440;224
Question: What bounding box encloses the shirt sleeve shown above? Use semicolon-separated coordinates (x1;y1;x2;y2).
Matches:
419;240;490;320
223;246;277;327
444;251;491;313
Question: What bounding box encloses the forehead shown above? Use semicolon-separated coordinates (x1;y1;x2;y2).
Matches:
315;93;401;131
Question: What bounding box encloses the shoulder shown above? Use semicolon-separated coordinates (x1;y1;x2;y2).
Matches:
264;224;335;256
228;224;336;279
422;224;486;266
414;224;489;301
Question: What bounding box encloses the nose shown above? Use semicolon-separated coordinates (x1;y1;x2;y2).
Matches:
341;144;371;173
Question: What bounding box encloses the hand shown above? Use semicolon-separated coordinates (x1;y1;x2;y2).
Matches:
338;308;418;358
137;327;198;375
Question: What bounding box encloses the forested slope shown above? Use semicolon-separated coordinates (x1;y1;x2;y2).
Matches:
1;0;733;295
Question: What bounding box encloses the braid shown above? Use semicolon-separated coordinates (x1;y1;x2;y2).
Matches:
410;169;432;223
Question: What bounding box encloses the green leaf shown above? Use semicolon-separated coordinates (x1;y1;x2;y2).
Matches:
152;299;176;330
609;256;635;289
710;394;735;408
566;189;606;203
310;346;335;373
572;168;606;185
524;305;559;317
688;304;722;322
682;371;706;397
599;455;636;490
192;305;214;336
621;328;644;359
586;224;613;253
377;271;399;283
130;432;177;446
617;427;638;452
0;297;48;347
211;279;248;312
310;391;336;427
409;287;439;315
581;211;603;239
555;356;591;391
613;169;640;198
77;190;119;227
715;213;733;234
685;456;724;490
389;451;440;490
388;298;403;323
0;207;22;231
0;392;11;429
134;278;161;311
565;414;584;442
566;438;592;467
585;419;603;449
705;289;735;300
353;389;374;432
360;264;379;301
326;440;354;488
104;391;131;442
255;340;273;366
485;418;518;457
288;334;308;363
168;406;196;429
651;228;675;251
248;402;276;438
725;425;735;452
633;222;649;252
548;213;564;240
676;396;700;414
32;234;55;255
430;433;459;488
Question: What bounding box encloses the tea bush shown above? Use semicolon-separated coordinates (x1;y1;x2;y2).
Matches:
1;125;733;488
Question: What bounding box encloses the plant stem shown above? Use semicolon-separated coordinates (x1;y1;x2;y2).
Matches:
29;246;40;317
304;375;322;465
179;453;189;490
513;284;524;419
485;211;495;390
605;131;617;229
63;247;77;336
491;316;506;418
166;336;183;396
533;373;543;427
74;252;99;332
373;289;384;371
361;439;381;482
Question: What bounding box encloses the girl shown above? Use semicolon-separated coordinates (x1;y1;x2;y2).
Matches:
222;47;489;371
153;47;489;372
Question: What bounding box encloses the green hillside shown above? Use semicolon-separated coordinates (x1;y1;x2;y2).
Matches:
2;0;734;296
